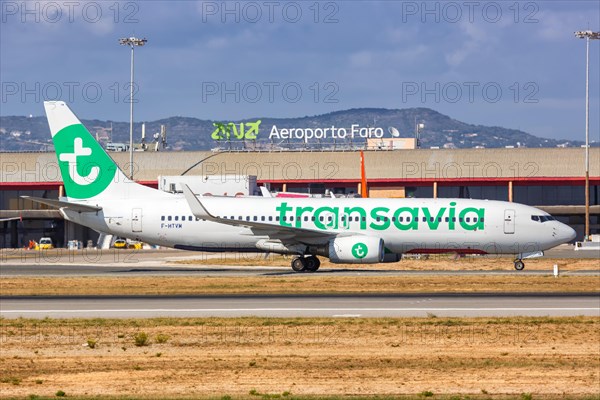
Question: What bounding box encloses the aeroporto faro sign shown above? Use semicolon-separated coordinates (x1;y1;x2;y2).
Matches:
212;121;386;142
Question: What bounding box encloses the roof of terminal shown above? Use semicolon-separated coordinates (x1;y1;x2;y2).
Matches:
2;147;599;184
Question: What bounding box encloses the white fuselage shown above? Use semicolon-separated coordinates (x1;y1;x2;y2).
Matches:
63;195;575;256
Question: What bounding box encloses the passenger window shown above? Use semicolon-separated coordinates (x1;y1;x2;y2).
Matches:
161;216;165;221
269;216;273;221
189;216;193;221
253;216;258;221
175;216;179;221
445;217;449;222
304;216;309;221
276;216;280;221
466;217;470;222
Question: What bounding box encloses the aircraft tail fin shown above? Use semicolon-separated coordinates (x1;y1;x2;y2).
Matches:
44;101;161;201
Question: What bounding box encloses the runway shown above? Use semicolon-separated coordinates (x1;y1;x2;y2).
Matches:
1;264;599;277
1;294;598;319
1;246;597;277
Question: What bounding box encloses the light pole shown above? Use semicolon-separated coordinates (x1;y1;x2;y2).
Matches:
119;36;147;180
575;30;599;241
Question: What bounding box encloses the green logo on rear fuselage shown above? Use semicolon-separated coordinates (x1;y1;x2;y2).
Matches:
275;202;485;231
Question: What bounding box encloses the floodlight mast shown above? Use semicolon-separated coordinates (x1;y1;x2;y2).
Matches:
119;36;147;180
575;30;599;241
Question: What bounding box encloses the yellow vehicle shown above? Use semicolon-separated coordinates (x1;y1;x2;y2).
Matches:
38;237;54;250
113;238;127;249
128;241;143;250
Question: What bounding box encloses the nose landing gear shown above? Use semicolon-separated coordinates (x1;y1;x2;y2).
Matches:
514;259;525;271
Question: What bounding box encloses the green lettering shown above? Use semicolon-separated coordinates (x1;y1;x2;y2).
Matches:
422;207;446;230
449;202;456;230
314;206;339;230
369;207;390;230
343;206;367;230
276;202;293;227
459;207;485;231
392;207;419;231
295;206;314;228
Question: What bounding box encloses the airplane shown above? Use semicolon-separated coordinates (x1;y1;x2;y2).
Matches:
24;101;577;272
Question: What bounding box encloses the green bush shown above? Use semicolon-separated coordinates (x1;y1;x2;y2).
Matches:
55;390;66;397
87;339;97;349
134;332;149;347
155;333;170;344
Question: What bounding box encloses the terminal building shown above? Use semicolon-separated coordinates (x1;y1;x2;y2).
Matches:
1;147;599;248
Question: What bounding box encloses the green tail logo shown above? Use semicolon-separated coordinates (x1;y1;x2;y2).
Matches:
53;124;116;199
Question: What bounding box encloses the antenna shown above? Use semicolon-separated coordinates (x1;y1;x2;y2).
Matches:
388;127;400;138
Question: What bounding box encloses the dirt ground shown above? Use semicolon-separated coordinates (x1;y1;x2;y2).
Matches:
1;274;599;296
0;317;598;399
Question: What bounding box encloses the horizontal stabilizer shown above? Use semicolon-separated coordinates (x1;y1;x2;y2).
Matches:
20;196;102;213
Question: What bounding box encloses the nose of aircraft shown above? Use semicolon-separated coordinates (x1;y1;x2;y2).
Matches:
557;222;577;243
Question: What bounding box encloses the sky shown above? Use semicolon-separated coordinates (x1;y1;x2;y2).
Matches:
1;0;599;142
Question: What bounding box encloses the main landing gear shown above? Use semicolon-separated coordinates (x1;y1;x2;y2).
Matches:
291;255;321;272
514;259;525;271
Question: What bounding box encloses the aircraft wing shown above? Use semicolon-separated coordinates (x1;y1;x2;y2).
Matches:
182;184;339;244
20;196;102;213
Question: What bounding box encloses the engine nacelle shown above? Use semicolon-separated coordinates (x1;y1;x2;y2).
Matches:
328;236;384;264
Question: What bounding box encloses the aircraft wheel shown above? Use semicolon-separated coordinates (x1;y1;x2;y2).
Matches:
305;256;320;272
514;259;525;271
291;257;307;272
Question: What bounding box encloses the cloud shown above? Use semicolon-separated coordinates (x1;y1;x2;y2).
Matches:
444;21;489;67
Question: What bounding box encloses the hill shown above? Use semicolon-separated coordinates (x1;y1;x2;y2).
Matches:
0;107;582;151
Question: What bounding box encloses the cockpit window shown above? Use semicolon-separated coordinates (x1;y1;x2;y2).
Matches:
531;215;556;223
